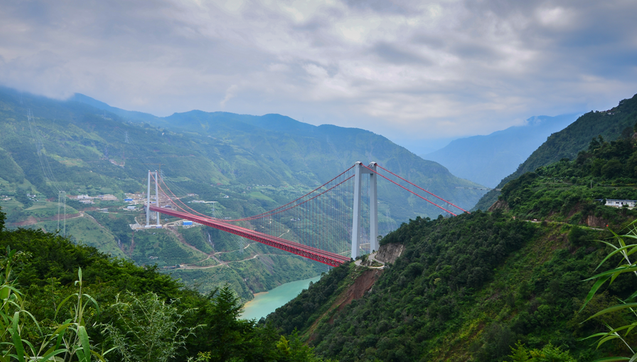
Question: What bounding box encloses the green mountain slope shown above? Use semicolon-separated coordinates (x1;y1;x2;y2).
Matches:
160;110;484;221
475;93;637;210
265;131;637;361
69;93;486;218
0;86;485;300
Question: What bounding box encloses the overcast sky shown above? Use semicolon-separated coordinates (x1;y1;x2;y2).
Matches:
1;0;636;153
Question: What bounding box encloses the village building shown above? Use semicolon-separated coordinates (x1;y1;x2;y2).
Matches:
605;199;637;208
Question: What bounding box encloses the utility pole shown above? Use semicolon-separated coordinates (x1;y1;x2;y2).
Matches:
58;191;66;235
58;191;61;231
63;191;66;237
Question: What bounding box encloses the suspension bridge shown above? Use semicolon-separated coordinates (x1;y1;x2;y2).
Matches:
146;162;468;267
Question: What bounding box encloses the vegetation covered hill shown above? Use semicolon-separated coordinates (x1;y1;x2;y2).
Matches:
265;132;637;361
424;113;579;188
0;86;484;300
475;93;637;210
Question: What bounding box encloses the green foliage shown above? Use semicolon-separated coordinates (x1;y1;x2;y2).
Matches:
276;331;336;362
266;96;637;361
182;284;334;361
0;249;105;362
580;220;637;361
184;284;273;361
12;193;32;210
569;226;593;247
509;342;576;362
101;292;197;362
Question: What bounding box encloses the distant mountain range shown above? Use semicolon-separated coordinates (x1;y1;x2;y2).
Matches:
68;92;485;216
422;113;581;188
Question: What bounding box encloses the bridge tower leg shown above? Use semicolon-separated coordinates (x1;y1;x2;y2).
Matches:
351;162;379;259
351;163;362;259
155;170;160;227
146;170;151;226
146;170;160;227
369;162;378;253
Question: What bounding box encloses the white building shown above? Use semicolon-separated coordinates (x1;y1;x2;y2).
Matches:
605;199;637;208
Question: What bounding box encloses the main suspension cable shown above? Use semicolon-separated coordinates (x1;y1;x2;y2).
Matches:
376;164;468;213
361;164;457;216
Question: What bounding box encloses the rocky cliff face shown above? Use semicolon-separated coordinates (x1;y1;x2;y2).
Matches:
488;199;510;212
586;215;608;228
375;242;404;264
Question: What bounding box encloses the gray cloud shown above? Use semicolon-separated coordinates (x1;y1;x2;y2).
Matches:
343;0;418;15
0;0;635;143
372;42;432;65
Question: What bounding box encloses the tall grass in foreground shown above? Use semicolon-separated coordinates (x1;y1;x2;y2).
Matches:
581;220;637;362
100;292;198;362
0;248;107;361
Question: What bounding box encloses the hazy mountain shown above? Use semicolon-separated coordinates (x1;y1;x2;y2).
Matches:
69;93;161;124
423;113;580;188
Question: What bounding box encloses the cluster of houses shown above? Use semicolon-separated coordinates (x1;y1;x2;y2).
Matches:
69;194;118;204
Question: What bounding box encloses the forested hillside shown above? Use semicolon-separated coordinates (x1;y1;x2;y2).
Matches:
266;131;637;361
0;207;329;361
475;93;637;210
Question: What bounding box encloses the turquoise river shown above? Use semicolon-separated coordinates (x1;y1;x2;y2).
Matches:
241;275;321;320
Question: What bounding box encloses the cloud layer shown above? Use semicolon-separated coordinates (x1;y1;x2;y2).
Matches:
1;0;636;142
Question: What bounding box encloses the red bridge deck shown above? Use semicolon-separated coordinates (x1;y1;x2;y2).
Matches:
149;206;351;267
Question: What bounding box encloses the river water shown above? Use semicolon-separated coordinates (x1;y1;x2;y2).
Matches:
241;275;321;320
